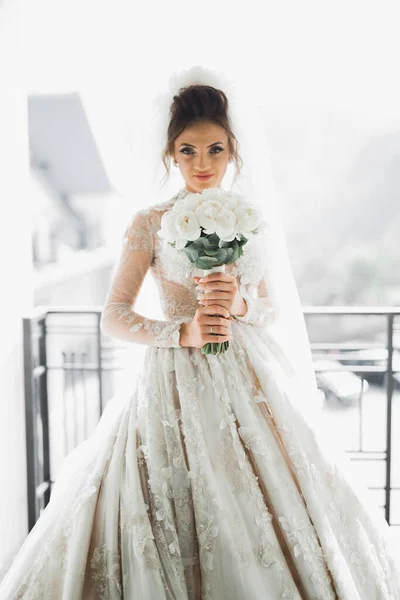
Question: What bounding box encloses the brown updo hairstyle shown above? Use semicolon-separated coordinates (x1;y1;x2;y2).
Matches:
162;84;243;185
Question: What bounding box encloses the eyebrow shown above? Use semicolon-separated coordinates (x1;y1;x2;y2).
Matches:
179;142;224;148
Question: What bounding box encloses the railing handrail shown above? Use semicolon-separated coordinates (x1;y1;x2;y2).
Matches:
302;306;400;315
23;304;400;319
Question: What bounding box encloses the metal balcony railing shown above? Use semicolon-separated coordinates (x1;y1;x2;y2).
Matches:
23;306;400;532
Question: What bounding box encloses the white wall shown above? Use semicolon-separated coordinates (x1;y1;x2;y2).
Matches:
0;0;32;573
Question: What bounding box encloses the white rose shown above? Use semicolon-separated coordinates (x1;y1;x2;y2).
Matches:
195;199;224;234
215;208;238;242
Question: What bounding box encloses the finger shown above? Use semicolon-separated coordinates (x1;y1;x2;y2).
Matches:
199;296;233;307
200;323;231;334
198;281;233;292
199;301;232;315
193;273;235;283
203;332;232;344
201;315;232;328
198;304;231;319
199;292;232;303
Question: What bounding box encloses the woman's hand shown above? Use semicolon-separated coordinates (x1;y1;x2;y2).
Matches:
179;304;232;348
193;273;248;317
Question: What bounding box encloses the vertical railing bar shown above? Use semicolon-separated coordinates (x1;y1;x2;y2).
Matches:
81;350;89;440
62;351;69;457
22;317;38;532
385;314;394;524
39;315;50;507
33;376;43;513
96;312;104;417
71;351;78;449
358;377;363;452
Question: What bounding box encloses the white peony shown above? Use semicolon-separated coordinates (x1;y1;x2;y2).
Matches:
195;199;224;234
158;210;180;243
172;198;186;213
174;211;201;249
215;208;238;242
180;193;203;212
197;187;226;204
157;186;263;248
158;207;201;249
234;204;262;237
222;192;246;211
223;196;239;211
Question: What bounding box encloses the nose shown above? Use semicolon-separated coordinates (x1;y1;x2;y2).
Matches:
195;152;211;171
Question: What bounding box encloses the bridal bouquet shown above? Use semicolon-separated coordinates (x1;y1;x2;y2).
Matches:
157;187;263;355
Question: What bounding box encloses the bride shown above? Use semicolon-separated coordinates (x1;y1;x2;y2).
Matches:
1;66;399;600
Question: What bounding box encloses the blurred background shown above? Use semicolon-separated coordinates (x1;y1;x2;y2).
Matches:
1;0;400;577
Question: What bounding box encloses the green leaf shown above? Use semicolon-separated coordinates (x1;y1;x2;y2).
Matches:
204;248;223;257
192;237;206;248
196;256;219;269
207;233;220;245
182;246;199;263
202;236;218;250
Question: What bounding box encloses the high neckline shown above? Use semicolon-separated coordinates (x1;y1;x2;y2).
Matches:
175;187;190;199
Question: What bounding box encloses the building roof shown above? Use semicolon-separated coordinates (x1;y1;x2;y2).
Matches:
28;92;112;195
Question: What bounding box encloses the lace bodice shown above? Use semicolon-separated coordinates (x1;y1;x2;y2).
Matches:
100;186;274;347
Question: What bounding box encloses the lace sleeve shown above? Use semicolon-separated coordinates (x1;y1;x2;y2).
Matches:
100;210;190;347
233;276;275;327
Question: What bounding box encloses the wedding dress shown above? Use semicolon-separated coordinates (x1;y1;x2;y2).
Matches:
1;185;400;600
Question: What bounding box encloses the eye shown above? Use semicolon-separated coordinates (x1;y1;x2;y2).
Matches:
180;148;194;155
179;146;224;155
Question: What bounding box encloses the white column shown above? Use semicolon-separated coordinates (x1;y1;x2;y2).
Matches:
0;0;32;571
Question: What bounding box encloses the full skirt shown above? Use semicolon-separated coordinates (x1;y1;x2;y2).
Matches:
1;321;400;600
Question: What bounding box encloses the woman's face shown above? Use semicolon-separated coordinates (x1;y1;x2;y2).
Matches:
171;121;232;193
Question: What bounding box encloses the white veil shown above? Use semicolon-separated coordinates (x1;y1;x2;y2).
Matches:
131;65;321;419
